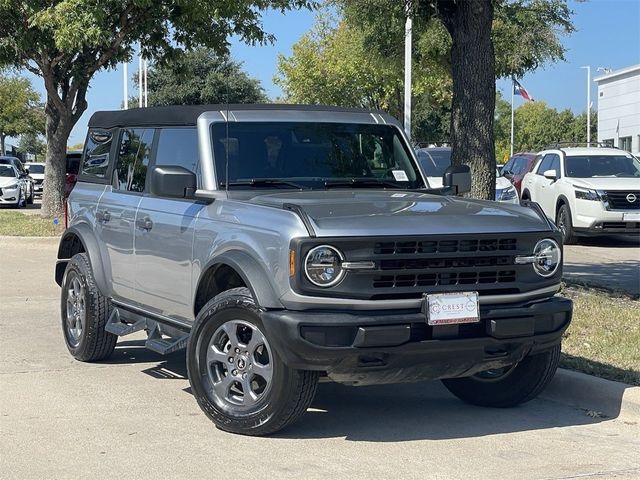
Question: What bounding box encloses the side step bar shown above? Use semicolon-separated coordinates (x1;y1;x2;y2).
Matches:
106;303;191;355
145;323;189;355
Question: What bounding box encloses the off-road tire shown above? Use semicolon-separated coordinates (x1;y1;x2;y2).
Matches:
442;344;561;408
556;203;577;245
61;253;117;361
187;287;319;436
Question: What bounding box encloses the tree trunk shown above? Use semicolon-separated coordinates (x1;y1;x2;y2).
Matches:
0;134;5;155
439;0;496;200
41;97;73;219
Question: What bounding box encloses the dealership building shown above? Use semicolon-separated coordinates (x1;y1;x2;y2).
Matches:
594;64;640;155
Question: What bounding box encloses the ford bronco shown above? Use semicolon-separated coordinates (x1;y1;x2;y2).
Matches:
56;104;572;435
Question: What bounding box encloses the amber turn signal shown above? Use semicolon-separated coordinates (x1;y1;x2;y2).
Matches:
289;249;296;277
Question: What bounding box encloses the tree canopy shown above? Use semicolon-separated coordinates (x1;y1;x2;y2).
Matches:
0;0;314;217
138;48;268;106
0;75;44;155
278;0;575;199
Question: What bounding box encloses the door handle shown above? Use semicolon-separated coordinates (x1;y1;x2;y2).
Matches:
96;210;111;223
136;216;153;231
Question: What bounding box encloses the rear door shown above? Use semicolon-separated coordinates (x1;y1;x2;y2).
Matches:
95;127;153;302
133;127;203;322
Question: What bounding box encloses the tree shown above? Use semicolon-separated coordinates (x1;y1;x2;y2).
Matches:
0;1;313;217
18;131;46;161
275;14;452;143
0;75;44;155
314;0;575;199
136;48;268;107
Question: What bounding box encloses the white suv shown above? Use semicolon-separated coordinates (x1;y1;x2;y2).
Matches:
521;147;640;244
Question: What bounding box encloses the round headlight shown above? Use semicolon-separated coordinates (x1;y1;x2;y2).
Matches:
304;245;345;287
533;239;561;277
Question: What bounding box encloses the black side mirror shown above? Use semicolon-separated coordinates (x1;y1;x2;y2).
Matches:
443;164;471;195
150;165;196;199
19;172;29;178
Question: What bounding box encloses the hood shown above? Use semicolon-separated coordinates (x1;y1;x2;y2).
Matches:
248;190;550;237
0;177;20;188
495;176;513;190
568;177;640;190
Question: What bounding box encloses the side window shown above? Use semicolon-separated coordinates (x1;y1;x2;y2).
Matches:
115;128;154;192
155;128;199;173
81;129;114;179
502;158;514;173
536;154;554;175
549;155;561;177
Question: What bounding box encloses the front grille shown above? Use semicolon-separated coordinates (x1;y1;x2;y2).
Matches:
606;190;640;210
293;233;559;301
33;179;43;185
374;238;517;255
601;222;640;230
367;236;529;297
373;270;517;288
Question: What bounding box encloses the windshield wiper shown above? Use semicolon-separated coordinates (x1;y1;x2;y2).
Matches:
324;178;405;189
221;179;305;189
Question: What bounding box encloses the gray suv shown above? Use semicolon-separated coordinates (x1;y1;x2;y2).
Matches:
55;105;572;435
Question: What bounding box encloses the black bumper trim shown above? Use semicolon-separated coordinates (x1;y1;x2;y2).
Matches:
261;296;572;385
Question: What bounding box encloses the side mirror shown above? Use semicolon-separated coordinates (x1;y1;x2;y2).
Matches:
19;172;29;178
150;165;196;199
443;164;471;195
543;169;558;181
24;168;30;175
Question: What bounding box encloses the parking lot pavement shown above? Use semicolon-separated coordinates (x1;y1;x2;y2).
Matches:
564;237;640;296
1;236;639;480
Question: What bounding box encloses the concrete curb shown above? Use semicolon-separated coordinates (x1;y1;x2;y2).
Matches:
541;368;640;421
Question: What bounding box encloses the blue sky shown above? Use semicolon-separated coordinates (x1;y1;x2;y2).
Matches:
15;0;640;146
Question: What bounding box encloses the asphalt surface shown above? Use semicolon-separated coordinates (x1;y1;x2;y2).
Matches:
1;236;639;480
564;236;640;296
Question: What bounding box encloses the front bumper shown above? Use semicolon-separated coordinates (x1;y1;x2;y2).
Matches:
261;296;572;385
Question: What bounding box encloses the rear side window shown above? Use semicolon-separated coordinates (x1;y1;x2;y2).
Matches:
115;128;154;192
155;128;199;173
81;129;114;179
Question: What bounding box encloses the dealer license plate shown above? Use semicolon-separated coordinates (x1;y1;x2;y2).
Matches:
425;291;480;326
622;213;640;222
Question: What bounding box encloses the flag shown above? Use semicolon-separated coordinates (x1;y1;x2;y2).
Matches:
513;79;534;101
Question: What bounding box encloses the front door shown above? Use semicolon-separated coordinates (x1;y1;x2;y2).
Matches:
133;127;203;322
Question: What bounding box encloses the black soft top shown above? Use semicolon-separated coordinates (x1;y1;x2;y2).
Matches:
88;104;384;129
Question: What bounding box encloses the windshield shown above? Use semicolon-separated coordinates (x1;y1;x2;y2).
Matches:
0;165;16;177
212;122;425;189
27;164;45;174
565;155;640;178
416;149;451;177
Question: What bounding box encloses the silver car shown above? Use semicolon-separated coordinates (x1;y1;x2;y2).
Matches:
0;164;30;207
55;105;572;436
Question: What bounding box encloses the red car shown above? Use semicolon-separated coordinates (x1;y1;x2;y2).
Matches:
64;151;82;197
501;152;537;194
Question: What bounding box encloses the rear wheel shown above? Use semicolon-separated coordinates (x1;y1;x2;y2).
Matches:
61;253;117;361
187;287;319;436
442;344;561;408
556;203;577;244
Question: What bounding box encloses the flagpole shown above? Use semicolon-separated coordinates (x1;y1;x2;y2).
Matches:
510;77;515;157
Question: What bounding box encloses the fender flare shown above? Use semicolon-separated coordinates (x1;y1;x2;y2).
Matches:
56;223;111;297
556;194;571;213
196;250;284;310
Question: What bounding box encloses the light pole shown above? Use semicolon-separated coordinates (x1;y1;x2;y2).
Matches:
403;5;412;141
580;66;591;146
123;62;128;110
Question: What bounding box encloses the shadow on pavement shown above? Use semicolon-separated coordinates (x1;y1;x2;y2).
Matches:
102;340;619;442
576;236;640;248
563;261;640;296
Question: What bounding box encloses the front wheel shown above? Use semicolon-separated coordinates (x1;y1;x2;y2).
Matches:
187;287;319;436
556;204;577;245
442;344;561;408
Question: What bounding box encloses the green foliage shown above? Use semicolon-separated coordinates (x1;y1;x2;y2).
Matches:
494;93;597;161
0;75;44;152
18;131;46;159
137;48;268;106
0;0;315;216
275;13;452;142
336;0;574;80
